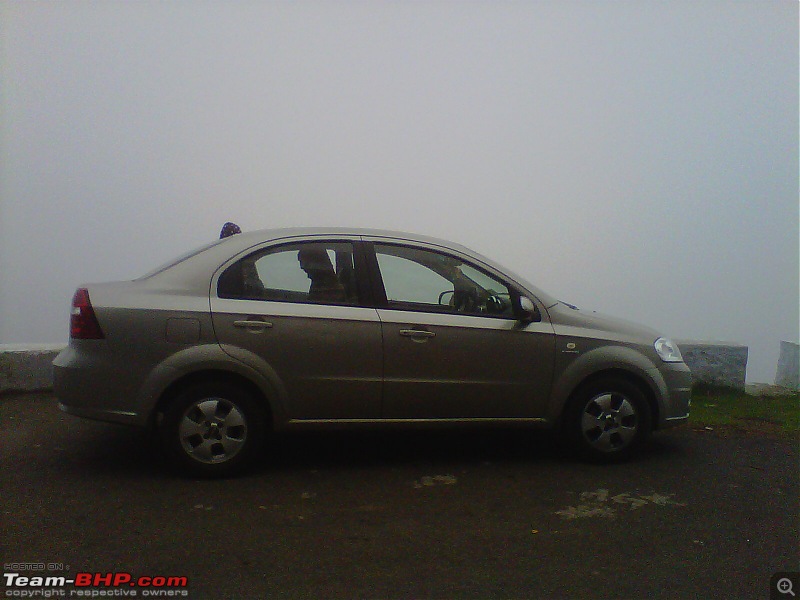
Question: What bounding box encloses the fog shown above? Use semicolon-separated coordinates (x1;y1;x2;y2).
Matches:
1;1;797;383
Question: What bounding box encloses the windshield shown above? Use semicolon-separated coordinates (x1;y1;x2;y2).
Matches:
138;240;224;279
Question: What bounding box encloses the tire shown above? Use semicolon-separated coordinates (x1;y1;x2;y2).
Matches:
565;377;652;462
160;381;266;477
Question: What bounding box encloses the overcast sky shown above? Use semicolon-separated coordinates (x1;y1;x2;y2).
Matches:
1;1;797;383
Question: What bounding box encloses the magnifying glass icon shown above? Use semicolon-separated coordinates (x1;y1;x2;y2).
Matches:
778;578;796;596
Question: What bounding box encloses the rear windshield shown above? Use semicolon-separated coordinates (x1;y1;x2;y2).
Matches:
138;240;224;279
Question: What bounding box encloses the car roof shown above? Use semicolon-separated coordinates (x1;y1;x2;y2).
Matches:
226;227;476;251
144;227;557;307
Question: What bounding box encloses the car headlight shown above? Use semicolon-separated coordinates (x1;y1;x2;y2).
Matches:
654;337;683;362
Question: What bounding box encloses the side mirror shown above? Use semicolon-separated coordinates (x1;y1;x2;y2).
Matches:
516;296;539;322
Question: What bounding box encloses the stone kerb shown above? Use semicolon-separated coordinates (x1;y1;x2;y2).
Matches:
775;341;799;390
675;341;748;390
0;344;66;394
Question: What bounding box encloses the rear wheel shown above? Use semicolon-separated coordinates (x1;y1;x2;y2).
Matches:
160;381;265;477
566;377;652;462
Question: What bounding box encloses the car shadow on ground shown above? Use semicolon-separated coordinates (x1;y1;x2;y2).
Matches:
265;427;563;469
261;426;688;472
54;423;171;478
52;416;689;480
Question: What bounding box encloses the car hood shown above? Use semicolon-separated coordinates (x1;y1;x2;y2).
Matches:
547;302;661;345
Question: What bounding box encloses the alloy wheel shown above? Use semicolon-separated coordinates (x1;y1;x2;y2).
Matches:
580;392;639;452
178;398;248;464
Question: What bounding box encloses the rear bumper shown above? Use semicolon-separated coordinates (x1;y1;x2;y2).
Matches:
53;346;148;427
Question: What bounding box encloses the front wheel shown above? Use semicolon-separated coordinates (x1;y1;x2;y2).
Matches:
565;377;652;462
160;381;266;477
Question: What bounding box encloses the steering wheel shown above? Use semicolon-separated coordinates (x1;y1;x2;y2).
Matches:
485;293;511;314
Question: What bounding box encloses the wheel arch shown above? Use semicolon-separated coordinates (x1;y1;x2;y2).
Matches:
560;368;659;432
150;369;276;431
549;346;664;431
130;344;288;430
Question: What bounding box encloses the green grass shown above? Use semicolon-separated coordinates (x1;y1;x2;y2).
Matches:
689;384;799;437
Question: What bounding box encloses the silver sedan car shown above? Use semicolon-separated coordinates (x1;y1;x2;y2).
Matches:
54;228;691;476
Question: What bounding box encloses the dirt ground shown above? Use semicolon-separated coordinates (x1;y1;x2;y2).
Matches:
2;393;798;599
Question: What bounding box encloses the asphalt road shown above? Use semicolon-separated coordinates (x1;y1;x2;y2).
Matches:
2;393;798;600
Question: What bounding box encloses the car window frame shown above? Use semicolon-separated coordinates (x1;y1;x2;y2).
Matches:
366;241;525;320
215;239;377;308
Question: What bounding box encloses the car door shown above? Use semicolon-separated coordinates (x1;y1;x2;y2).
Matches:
369;241;556;420
211;239;383;421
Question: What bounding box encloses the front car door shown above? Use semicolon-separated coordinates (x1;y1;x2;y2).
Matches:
211;238;383;421
368;241;556;420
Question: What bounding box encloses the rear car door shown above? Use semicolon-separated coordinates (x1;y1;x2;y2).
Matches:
368;241;556;419
211;238;383;421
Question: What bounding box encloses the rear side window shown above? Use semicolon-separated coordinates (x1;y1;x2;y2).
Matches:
139;240;224;279
218;242;359;305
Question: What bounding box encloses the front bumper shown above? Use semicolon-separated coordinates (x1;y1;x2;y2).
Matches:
657;360;692;429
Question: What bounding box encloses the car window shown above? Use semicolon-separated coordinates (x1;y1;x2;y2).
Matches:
139;239;225;279
377;253;452;304
218;242;359;305
374;244;515;317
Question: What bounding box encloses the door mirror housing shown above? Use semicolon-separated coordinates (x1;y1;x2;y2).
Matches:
516;296;540;322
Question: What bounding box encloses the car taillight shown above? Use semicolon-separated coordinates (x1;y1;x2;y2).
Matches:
70;288;105;339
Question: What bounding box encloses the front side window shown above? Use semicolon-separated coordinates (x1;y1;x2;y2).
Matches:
374;244;515;317
218;242;358;305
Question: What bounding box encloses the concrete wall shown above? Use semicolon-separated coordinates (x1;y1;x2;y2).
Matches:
775;341;799;390
676;341;748;390
0;344;65;394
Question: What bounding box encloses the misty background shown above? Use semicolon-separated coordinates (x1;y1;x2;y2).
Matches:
1;1;797;383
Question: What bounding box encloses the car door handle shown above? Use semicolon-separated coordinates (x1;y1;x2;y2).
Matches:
399;329;435;339
233;319;274;331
